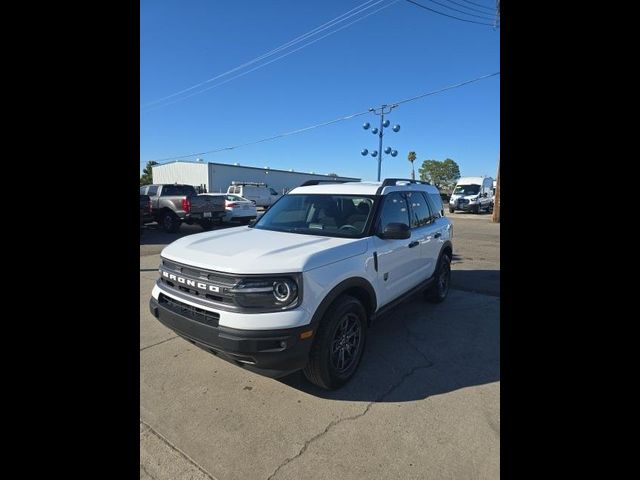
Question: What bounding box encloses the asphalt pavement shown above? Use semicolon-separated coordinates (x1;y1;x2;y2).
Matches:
140;210;500;479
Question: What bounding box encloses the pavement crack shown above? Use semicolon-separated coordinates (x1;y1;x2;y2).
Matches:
140;335;179;352
140;463;158;480
266;353;434;480
140;419;218;480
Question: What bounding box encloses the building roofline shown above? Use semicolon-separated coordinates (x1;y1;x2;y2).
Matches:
151;160;360;180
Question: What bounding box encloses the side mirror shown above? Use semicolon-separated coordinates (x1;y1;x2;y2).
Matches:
379;222;411;240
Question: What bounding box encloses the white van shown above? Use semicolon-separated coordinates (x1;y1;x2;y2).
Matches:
449;176;494;214
227;182;280;208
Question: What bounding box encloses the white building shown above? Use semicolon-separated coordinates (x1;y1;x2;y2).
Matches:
151;161;360;194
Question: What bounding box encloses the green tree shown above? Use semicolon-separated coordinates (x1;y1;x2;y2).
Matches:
407;151;417;180
140;161;158;186
418;158;461;190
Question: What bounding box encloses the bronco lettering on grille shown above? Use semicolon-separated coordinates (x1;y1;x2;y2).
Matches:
161;270;220;292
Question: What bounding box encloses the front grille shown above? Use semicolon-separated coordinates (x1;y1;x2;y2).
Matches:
160;258;239;309
158;293;220;327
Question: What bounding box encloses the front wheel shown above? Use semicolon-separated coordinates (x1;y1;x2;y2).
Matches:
426;254;451;303
303;295;367;390
449;206;455;214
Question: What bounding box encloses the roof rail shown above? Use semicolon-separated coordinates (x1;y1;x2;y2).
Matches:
376;178;430;195
299;179;351;187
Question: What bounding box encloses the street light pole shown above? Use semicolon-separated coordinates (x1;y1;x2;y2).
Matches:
362;104;400;181
377;111;385;182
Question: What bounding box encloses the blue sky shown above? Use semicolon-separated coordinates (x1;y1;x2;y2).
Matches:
140;0;500;181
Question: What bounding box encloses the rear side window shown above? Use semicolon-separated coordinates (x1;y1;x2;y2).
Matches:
146;185;158;196
140;186;147;194
424;192;444;218
377;192;410;232
161;185;196;196
406;191;431;228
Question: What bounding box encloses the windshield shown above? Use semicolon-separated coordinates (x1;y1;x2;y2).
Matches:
254;194;375;238
453;184;480;196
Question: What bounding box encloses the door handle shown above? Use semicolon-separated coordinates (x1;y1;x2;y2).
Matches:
434;232;442;238
408;241;419;248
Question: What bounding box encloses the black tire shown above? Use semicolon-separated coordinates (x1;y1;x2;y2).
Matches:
426;253;451;303
449;207;455;214
200;218;213;230
303;295;367;390
161;211;180;233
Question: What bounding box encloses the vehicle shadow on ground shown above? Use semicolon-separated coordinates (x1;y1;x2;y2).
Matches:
279;270;500;403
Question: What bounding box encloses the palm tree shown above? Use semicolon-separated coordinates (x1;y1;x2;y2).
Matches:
407;151;417;180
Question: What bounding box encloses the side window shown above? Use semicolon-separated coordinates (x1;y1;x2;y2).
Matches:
407;192;431;228
425;192;443;219
377;192;410;233
140;186;147;195
269;188;278;195
147;185;158;196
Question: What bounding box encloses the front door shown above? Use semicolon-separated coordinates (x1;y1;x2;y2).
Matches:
372;192;423;307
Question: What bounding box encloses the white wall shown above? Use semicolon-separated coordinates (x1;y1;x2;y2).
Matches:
207;163;359;194
151;161;360;194
152;162;208;188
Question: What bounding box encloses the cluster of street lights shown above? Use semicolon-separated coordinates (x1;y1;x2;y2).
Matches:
361;104;400;181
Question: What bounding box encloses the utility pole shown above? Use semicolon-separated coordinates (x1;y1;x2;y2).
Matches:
492;153;500;223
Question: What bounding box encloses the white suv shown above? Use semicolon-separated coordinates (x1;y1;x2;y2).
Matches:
149;179;453;389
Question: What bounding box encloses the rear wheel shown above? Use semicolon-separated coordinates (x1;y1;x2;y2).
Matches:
303;295;367;390
161;212;180;233
426;253;451;303
449;206;455;214
200;219;213;230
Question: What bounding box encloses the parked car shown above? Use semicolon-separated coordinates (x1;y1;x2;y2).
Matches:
141;184;226;233
201;193;258;224
448;176;494;214
140;194;152;235
227;182;280;208
149;178;453;390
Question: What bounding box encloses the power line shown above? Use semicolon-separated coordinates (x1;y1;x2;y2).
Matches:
441;0;496;16
141;0;395;111
143;0;401;112
404;0;497;26
144;71;499;164
458;0;495;12
417;0;496;21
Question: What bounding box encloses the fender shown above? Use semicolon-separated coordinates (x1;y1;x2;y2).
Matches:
309;277;377;327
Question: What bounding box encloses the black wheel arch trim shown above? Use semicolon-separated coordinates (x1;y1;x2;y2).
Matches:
309;277;377;328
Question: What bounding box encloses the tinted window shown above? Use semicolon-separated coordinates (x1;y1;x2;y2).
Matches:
146;185;158;196
406;191;431;228
377;192;409;232
161;185;195;196
425;193;443;218
140;186;147;194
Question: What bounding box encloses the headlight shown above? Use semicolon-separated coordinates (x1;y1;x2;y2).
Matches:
228;276;300;310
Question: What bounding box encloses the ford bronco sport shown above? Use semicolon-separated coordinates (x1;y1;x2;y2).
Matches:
149;178;453;389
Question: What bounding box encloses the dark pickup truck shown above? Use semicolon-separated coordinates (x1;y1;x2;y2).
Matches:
140;184;225;233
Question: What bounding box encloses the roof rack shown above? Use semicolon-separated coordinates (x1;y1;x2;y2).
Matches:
376;178;430;195
231;181;266;186
299;179;352;187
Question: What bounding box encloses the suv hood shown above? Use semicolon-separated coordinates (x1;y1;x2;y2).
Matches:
160;226;368;274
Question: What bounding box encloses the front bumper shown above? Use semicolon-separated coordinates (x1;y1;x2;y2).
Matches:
149;296;314;378
450;201;478;211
